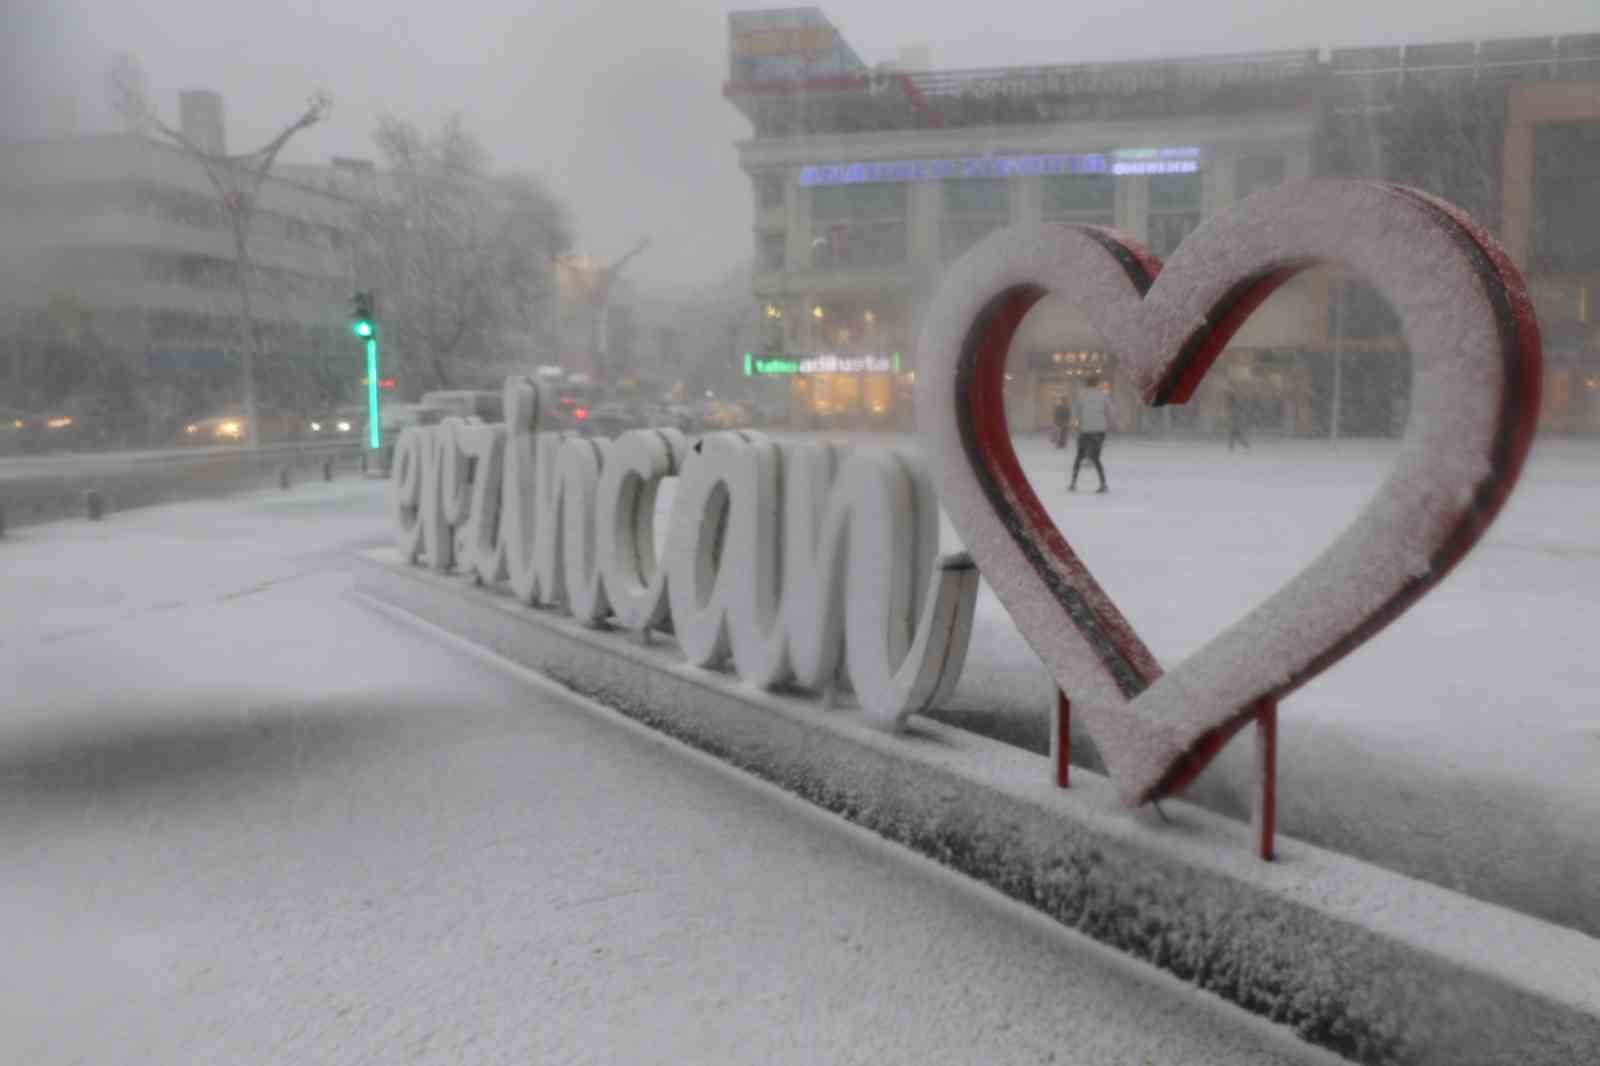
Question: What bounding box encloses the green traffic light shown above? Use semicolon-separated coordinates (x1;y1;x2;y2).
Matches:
353;320;374;339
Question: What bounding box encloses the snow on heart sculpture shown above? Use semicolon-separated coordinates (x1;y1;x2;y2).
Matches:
916;180;1541;812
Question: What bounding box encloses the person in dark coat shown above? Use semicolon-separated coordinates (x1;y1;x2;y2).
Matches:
1227;387;1251;452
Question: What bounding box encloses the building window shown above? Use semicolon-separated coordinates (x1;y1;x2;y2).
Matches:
1043;172;1114;226
941;178;1010;261
757;231;786;272
755;173;785;210
1148;171;1202;257
813;183;906;222
133;185;224;230
1532;121;1600;274
812;184;906;269
1236;155;1286;201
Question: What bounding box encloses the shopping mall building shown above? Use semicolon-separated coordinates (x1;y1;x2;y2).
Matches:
724;9;1600;435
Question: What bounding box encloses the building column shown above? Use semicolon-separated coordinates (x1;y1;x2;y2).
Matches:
1203;151;1235;217
907;181;941;274
1501;106;1538;271
1118;174;1149;245
1013;173;1042;227
787;171;814;272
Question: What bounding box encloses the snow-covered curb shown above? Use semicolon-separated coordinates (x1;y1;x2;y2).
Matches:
355;547;1599;1066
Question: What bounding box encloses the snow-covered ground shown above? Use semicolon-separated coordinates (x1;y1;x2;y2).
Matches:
7;434;1597;934
792;431;1599;931
0;482;1341;1064
951;433;1598;783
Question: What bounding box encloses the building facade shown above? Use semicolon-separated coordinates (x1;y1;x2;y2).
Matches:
726;10;1600;435
1;97;362;445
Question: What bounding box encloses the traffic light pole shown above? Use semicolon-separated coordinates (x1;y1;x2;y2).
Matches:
365;334;381;450
352;289;380;453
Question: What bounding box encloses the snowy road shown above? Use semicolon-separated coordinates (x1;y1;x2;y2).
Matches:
0;481;1337;1065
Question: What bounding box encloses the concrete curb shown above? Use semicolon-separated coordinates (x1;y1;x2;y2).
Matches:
354;547;1600;1066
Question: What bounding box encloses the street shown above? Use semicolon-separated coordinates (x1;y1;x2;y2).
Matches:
0;479;1339;1065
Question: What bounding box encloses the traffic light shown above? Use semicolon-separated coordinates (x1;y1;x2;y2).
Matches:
351;290;382;450
351;290;375;338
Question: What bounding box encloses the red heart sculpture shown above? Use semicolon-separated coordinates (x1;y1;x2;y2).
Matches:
915;181;1541;807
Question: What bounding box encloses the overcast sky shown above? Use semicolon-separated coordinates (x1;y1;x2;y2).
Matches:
6;0;1596;292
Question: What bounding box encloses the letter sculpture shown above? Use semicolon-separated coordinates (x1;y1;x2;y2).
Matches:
388;376;979;728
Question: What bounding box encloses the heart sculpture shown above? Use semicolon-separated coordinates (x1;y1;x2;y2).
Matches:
915;181;1542;808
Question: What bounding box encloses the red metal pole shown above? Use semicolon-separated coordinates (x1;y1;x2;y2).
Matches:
1253;700;1278;861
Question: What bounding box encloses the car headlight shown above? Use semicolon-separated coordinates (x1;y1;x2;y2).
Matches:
337;420;351;433
310;421;322;432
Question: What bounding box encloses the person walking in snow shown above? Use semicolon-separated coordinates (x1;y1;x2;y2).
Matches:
1227;386;1251;452
1052;397;1071;449
1069;376;1112;494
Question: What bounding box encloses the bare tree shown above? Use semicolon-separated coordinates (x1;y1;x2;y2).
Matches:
363;114;570;391
108;54;331;448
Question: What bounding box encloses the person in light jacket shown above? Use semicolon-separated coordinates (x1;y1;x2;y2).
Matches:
1069;376;1112;494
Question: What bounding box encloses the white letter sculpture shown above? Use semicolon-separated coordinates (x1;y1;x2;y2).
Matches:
389;379;978;728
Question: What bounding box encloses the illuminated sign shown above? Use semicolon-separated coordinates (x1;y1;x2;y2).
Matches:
1110;146;1202;176
745;353;902;376
799;147;1199;187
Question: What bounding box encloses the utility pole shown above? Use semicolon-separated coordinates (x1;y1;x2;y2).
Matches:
568;238;650;382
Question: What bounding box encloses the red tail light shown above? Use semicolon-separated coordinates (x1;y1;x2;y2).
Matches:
573;407;589;420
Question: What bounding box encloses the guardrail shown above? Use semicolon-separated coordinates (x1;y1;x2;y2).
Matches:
0;439;366;532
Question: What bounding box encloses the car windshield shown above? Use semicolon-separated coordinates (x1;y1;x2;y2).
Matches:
5;3;1598;1063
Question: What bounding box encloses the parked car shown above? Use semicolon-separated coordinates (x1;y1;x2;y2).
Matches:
747;398;792;427
658;404;702;433
420;390;503;424
585;401;645;438
699;399;750;430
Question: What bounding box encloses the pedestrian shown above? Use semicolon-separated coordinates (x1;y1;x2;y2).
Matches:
1051;396;1071;449
1069;376;1112;494
1227;387;1251;452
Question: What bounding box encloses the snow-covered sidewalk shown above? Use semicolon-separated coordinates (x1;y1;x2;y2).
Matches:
937;434;1600;932
0;482;1338;1065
